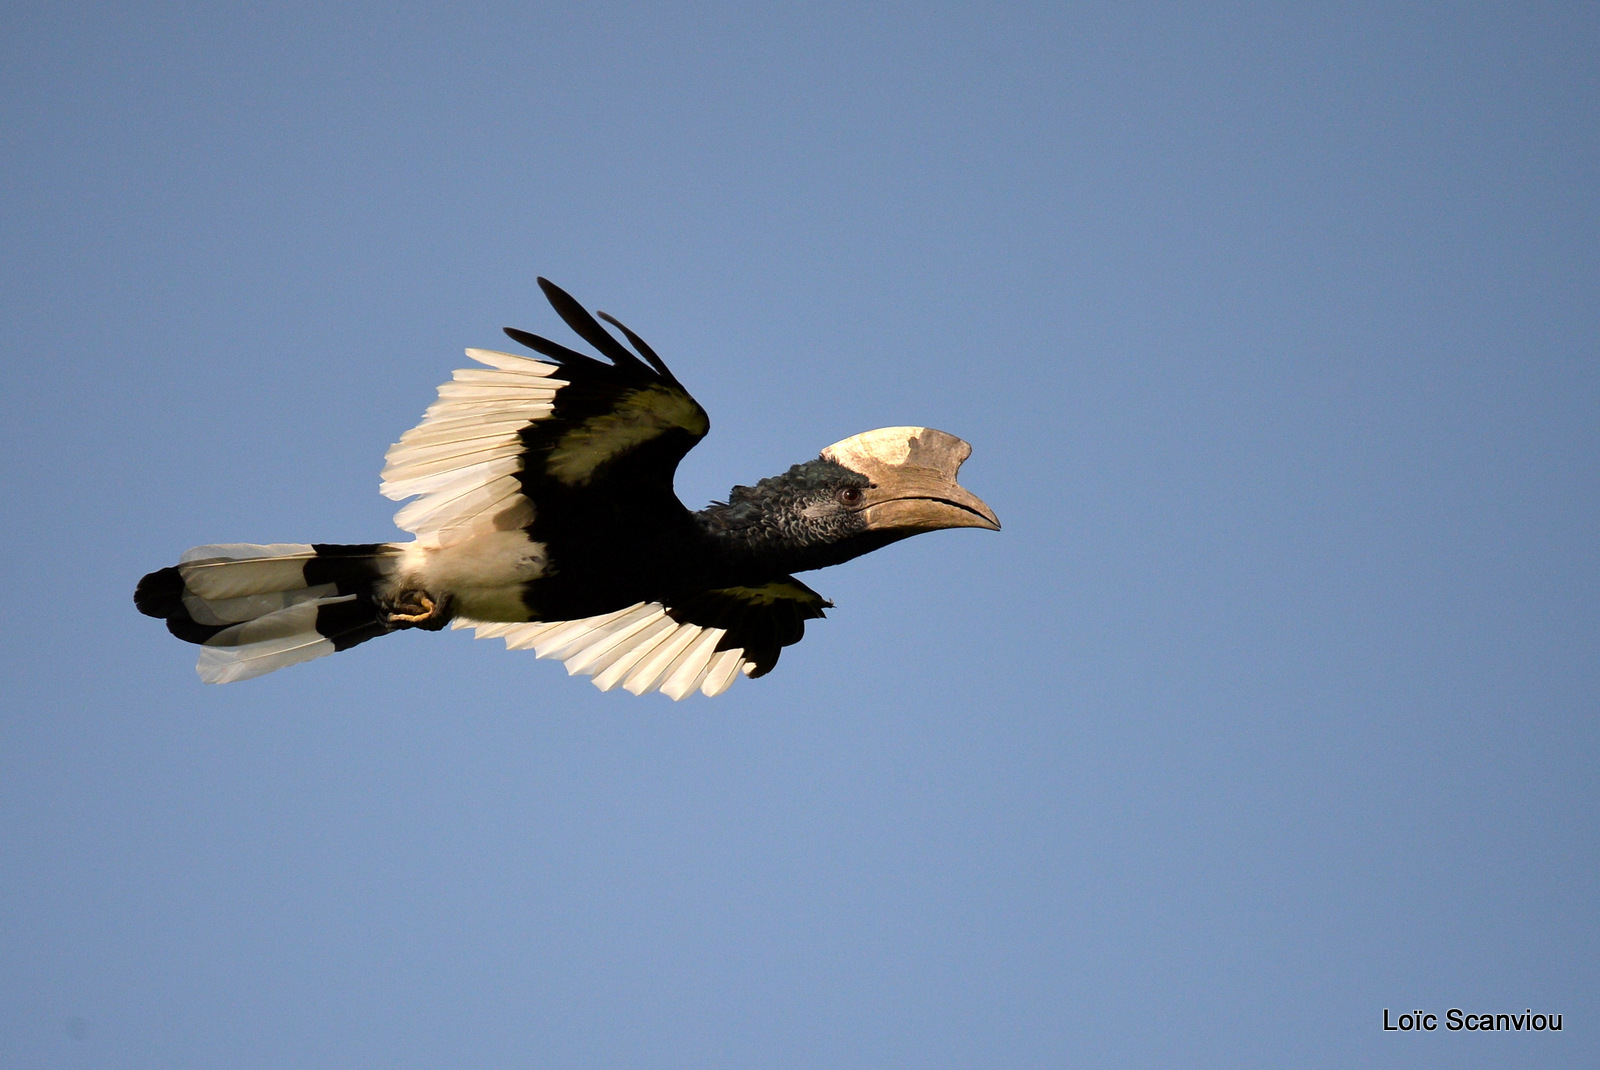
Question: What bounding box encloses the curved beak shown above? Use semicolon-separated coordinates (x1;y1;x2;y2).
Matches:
821;427;1001;534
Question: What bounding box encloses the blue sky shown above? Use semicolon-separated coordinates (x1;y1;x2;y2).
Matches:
3;3;1596;1067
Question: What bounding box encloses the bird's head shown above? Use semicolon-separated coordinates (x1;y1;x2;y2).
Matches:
820;426;1000;536
708;426;999;570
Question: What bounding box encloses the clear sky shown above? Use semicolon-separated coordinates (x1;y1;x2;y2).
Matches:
3;3;1596;1067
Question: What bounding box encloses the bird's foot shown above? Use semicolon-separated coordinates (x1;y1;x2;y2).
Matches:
383;590;452;631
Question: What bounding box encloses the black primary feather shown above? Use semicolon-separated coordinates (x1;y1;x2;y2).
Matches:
535;277;650;374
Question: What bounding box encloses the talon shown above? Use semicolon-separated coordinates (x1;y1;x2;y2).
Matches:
387;592;437;623
383;590;451;630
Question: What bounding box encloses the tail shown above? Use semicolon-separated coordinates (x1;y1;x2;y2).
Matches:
135;543;403;683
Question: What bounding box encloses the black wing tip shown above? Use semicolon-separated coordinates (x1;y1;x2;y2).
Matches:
502;326;608;373
528;278;688;387
535;276;567;303
596;309;682;385
532;277;650;373
503;325;546;350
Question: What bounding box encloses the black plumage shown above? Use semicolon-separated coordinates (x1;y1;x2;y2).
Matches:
135;280;999;697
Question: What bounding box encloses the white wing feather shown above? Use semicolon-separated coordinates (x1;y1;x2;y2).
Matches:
381;349;566;549
450;604;754;699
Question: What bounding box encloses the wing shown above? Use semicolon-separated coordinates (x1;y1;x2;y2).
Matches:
380;278;709;548
450;577;831;700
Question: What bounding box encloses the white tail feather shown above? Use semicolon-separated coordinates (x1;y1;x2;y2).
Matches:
179;543;317;599
195;597;357;683
183;583;341;625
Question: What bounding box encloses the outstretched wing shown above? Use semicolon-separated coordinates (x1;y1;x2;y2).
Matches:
380;278;709;548
451;577;831;700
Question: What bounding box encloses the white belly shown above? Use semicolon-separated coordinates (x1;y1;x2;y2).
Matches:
395;530;547;622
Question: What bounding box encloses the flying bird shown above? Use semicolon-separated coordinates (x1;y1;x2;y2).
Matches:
135;280;1000;698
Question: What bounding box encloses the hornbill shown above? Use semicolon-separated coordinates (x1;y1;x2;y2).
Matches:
135;280;1000;698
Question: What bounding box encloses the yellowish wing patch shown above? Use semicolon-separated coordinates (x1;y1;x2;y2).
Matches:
713;580;828;608
545;384;709;487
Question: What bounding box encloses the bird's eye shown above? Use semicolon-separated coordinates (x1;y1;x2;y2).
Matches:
837;487;863;506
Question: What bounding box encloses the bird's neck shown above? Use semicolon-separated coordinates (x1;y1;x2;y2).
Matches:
692;502;894;576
